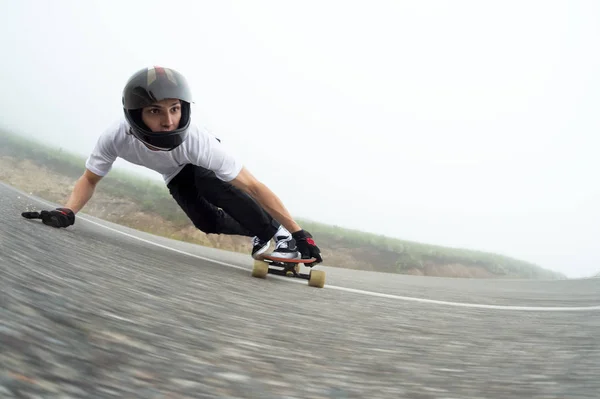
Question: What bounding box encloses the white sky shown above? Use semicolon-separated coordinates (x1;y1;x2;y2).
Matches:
1;0;598;278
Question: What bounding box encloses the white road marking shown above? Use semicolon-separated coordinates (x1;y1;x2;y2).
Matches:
76;215;600;312
10;183;600;312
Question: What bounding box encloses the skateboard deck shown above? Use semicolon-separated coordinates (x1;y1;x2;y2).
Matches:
251;254;325;288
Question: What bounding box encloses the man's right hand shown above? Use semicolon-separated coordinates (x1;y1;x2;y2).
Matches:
22;208;75;228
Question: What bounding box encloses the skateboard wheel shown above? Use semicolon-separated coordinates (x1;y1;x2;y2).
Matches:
308;270;325;288
252;261;269;279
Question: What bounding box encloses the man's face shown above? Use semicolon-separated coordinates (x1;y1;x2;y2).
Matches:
141;98;182;132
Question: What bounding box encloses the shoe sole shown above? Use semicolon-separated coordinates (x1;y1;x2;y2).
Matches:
252;242;271;259
268;250;300;260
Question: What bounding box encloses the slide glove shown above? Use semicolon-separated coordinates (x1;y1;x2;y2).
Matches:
292;229;323;265
22;208;75;228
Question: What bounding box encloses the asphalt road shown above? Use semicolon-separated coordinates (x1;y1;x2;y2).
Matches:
1;181;599;398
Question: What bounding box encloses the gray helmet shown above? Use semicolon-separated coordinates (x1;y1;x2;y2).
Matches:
122;66;193;151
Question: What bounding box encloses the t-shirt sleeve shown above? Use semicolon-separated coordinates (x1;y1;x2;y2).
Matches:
186;127;243;182
85;126;118;177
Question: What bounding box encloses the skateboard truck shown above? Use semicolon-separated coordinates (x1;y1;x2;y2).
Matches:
251;255;325;288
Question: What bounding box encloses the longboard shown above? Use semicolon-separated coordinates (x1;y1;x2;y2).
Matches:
251;254;325;288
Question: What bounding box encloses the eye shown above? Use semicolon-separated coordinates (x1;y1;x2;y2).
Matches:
171;106;181;113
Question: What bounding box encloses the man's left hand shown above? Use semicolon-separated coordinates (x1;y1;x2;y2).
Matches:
292;229;323;265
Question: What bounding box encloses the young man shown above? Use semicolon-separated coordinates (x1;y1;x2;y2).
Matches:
21;66;323;264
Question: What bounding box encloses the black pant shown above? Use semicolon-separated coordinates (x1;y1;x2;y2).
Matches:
167;164;280;241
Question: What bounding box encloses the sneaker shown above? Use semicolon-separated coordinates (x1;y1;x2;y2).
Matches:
251;236;271;259
270;235;300;259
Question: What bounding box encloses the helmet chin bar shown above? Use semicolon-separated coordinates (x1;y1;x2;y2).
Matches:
128;127;186;151
142;141;172;151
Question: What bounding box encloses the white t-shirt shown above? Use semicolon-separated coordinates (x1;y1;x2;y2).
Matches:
85;118;243;184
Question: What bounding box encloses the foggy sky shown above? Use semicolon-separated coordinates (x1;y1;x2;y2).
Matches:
1;0;598;278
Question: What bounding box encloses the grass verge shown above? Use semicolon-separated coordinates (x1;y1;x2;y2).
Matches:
0;129;566;279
